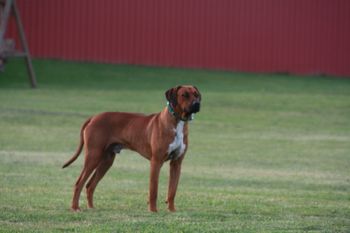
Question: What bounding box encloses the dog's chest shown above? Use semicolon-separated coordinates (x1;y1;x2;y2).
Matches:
167;121;186;160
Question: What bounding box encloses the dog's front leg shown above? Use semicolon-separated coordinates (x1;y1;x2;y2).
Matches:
148;158;163;212
166;158;183;212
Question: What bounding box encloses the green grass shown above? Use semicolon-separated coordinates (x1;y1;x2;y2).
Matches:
1;59;350;232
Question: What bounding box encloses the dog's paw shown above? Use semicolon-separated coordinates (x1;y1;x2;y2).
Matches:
165;200;176;212
148;206;158;213
70;207;81;212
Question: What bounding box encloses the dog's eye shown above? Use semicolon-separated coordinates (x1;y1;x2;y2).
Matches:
182;92;190;98
182;92;190;99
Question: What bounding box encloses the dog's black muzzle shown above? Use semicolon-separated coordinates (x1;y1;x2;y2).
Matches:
190;101;201;114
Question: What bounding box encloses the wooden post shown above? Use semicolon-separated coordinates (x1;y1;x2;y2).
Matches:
0;0;37;88
0;0;11;47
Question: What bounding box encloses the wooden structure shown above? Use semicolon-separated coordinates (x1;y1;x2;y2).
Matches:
0;0;36;88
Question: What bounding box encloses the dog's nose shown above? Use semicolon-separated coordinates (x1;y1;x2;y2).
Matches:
191;101;200;113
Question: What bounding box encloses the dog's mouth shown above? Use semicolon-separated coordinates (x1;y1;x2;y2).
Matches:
182;102;201;120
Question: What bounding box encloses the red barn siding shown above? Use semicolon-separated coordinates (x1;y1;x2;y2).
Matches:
7;0;350;76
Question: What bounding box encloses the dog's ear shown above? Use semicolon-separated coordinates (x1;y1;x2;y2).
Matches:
193;85;202;101
165;86;181;106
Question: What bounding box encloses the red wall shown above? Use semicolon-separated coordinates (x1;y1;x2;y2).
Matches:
8;0;350;76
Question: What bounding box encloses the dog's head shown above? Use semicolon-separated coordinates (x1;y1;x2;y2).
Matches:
165;85;202;121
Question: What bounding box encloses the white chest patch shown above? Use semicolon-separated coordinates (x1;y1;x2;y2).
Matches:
167;121;186;160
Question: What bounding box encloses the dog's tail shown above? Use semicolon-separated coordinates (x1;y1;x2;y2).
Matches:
62;117;92;168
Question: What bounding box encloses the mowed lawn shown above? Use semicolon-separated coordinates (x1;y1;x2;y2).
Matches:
0;59;349;232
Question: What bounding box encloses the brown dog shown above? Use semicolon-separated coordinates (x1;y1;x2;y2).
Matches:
62;85;201;212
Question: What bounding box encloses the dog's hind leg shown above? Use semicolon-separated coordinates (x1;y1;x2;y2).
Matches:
71;150;101;212
86;151;116;209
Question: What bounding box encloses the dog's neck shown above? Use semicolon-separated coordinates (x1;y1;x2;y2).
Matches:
166;102;193;122
160;107;183;127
